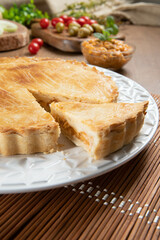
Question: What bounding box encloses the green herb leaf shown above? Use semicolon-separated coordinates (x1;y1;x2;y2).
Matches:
106;16;115;27
1;0;50;26
94;16;119;42
112;23;119;35
94;32;106;41
105;27;114;34
102;30;110;38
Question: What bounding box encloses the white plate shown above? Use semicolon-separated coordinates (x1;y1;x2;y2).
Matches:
0;67;159;194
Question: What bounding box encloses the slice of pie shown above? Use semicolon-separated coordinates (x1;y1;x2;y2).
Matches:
0;85;60;156
51;101;148;160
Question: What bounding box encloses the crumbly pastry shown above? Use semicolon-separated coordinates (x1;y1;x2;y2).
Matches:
0;57;118;156
51;101;148;160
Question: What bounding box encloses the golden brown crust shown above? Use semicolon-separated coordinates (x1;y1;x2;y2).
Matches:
0;86;59;133
0;57;118;104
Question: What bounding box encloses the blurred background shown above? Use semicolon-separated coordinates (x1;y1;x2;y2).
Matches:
1;0;160;27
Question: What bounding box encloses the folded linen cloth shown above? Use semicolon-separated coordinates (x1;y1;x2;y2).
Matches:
47;0;160;27
96;2;160;26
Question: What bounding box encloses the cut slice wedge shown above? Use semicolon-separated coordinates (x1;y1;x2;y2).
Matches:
51;101;148;160
0;20;18;33
0;85;60;156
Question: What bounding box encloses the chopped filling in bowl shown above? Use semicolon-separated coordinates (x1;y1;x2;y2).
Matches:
81;39;134;70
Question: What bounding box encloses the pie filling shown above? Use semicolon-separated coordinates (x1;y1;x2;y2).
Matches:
54;115;92;149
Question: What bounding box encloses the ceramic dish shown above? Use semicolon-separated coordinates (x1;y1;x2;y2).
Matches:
81;39;135;70
0;67;158;194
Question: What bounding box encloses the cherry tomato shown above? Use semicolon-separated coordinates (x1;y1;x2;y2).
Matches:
28;42;40;54
66;20;77;27
65;16;76;25
40;18;49;29
60;15;68;23
51;17;64;28
76;18;86;26
81;16;90;23
31;38;43;48
88;19;97;25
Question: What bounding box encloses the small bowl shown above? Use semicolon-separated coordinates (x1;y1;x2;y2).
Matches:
81;38;135;71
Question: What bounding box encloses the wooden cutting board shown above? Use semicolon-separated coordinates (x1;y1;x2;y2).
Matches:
0;20;29;52
31;23;125;53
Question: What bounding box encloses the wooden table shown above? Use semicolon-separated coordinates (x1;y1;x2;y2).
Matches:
0;25;160;240
0;25;160;95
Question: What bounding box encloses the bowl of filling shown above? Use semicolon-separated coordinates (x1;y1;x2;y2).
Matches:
81;38;135;70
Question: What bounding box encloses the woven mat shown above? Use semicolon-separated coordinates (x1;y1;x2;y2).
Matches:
0;94;160;240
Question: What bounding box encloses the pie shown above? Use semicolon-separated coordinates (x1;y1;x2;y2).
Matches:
51;101;148;160
0;57;118;156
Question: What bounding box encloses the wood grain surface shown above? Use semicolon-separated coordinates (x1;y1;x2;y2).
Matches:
31;23;85;52
0;21;29;51
0;25;159;94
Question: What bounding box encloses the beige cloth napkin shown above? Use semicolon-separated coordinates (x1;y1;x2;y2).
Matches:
97;2;160;26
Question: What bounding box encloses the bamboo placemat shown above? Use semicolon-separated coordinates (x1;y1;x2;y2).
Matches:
0;94;159;240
